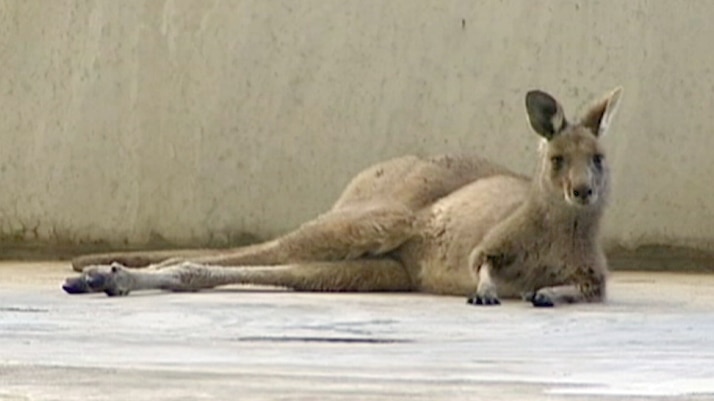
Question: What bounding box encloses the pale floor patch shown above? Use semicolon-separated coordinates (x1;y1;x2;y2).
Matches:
1;262;713;400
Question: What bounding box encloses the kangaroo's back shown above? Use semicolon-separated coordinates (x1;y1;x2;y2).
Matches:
331;154;522;212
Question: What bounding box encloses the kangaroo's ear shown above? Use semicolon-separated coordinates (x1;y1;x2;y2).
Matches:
525;90;567;140
580;87;623;137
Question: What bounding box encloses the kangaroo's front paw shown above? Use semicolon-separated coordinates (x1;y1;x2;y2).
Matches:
467;294;501;306
468;262;501;306
531;290;555;308
467;283;501;306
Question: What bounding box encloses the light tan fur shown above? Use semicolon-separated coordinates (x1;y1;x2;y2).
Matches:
63;88;623;307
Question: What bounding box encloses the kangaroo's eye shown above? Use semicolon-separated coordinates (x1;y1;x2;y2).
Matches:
550;155;564;171
592;154;604;169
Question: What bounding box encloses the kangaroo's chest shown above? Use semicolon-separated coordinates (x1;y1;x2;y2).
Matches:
500;230;598;289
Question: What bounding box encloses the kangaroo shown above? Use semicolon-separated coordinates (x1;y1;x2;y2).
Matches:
62;87;622;307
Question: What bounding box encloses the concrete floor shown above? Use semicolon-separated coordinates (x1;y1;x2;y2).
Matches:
1;262;713;401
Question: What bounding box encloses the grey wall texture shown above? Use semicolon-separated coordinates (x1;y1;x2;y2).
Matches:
1;1;713;259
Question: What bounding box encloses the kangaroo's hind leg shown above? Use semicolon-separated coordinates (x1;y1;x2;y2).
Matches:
71;201;416;273
63;258;414;296
150;202;417;268
67;202;418;297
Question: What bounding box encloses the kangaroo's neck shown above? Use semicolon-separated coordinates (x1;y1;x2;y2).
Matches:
527;182;606;244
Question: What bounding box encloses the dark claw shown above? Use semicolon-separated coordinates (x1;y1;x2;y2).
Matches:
466;295;500;306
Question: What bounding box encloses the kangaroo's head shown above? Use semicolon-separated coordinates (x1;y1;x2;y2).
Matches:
525;87;622;209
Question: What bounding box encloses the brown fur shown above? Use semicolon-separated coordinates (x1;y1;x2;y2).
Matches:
63;88;623;307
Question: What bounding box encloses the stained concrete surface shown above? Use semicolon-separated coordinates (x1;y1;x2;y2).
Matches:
1;262;714;400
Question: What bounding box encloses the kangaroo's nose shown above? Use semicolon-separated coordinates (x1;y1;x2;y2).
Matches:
572;185;593;201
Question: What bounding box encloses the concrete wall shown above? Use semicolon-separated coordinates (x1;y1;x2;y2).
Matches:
2;0;714;257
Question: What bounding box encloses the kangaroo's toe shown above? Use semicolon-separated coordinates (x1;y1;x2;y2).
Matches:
62;276;93;294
